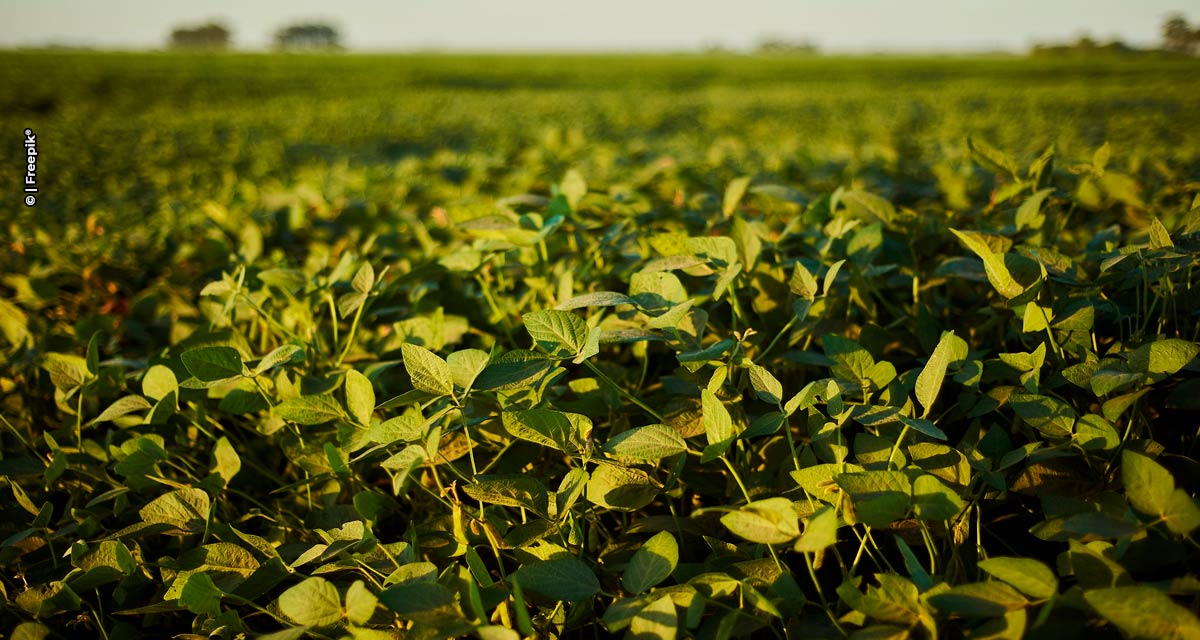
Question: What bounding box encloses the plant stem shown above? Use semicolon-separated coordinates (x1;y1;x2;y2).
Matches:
583;361;663;421
336;299;367;367
719;455;752;504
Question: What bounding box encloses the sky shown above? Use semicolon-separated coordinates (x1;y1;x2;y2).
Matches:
2;0;1193;53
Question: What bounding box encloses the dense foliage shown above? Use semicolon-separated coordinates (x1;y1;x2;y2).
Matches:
2;53;1200;640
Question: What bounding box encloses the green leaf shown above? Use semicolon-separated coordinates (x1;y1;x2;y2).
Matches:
928;581;1028;617
463;475;550;516
254;344;304;376
1148;216;1174;249
345;580;378;625
338;291;368;318
1008;393;1076;438
1163;489;1200;535
344;369;375;426
523;309;588;358
911;474;964;521
502;408;590;454
1128;339;1198;376
748;364;783;405
630;271;688;307
789;262;818;300
731;215;763;271
586;462;661;511
794;505;839;553
895;537;934;592
1015;188;1053;231
85;332;100;376
11;623;51;640
968;136;1018;178
701;389;734;459
842;190;896;224
723;176;752;217
381;444;428;491
623;531;678;594
1090;367;1145;397
1021;302;1050;333
1093;141;1111;173
556;291;635;310
0;297;29;347
978;557;1058;600
39;353;91;390
604;424;687;461
949;229;1024;299
720;497;800;544
400;343;454;396
370;413;423;444
561;169;587;209
556;467;589;517
574;325;602;364
897;415;948;442
177;571;223;616
823;335;874;385
181;346;244;382
139;488;210;535
377;582;457;618
89;395;152;425
1123;450;1174;517
514;557;601;602
211;436;241;486
475;349;553;390
646;300;695;330
446;348;489;391
352;262;375;294
630;595;678;640
278;577;343;627
476;627;521;640
275;395;345;425
836;470;911;528
1084;586;1200;640
142;364;178;401
915;331;964;418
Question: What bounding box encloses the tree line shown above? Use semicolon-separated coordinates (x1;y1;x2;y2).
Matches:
168;22;341;51
169;14;1200;55
1031;13;1199;57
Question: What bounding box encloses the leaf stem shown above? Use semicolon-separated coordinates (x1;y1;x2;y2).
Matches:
719;455;752;504
336;299;367;367
583;360;663;421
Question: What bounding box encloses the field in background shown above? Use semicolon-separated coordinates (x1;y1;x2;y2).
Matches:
2;53;1200;638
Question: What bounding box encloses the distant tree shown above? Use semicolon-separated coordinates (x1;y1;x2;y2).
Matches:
169;22;231;50
1162;14;1199;55
754;37;818;55
275;23;342;51
1030;34;1142;58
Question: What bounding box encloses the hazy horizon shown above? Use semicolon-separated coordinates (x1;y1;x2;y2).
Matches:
2;0;1195;54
